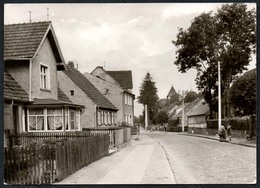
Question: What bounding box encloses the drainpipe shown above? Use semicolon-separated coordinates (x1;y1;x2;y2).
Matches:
29;59;32;101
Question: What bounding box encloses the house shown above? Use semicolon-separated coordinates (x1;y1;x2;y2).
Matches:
173;98;203;127
187;100;210;128
4;21;84;147
89;66;135;126
57;62;118;128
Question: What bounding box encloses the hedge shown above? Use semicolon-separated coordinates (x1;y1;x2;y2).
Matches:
206;117;251;130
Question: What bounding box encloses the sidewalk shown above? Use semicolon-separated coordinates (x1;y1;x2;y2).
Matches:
178;132;256;148
56;133;176;184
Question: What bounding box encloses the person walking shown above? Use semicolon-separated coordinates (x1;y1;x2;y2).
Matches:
218;124;226;142
227;124;232;141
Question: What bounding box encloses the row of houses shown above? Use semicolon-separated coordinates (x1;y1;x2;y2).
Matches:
162;86;210;129
4;21;135;147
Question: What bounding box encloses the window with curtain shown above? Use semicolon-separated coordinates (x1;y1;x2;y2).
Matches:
97;111;101;126
108;112;111;125
47;108;63;130
28;109;44;131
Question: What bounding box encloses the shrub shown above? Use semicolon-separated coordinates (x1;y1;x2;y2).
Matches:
206;117;250;130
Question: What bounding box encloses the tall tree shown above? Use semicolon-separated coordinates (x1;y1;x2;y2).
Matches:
173;3;256;118
138;72;159;124
230;68;256;116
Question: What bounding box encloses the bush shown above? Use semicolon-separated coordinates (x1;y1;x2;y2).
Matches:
166;126;188;132
206;117;249;130
168;119;179;127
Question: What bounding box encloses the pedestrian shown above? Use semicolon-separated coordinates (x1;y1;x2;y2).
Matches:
218;124;226;142
227;124;232;141
164;123;167;132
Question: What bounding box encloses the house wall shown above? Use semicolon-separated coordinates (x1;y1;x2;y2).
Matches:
57;71;96;128
91;67;120;86
123;92;134;126
31;37;58;100
84;72;124;125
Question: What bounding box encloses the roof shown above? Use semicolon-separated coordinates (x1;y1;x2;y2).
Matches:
27;98;84;108
58;87;72;103
106;71;133;89
4;21;65;67
4;71;29;102
167;86;178;98
64;64;118;110
187;102;209;117
174;98;202;118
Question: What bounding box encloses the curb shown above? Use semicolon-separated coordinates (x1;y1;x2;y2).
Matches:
178;133;256;148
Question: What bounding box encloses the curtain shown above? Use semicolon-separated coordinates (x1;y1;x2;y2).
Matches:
47;108;63;130
29;109;44;131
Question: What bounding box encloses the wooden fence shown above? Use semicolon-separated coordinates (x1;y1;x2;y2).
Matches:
8;132;91;148
4;134;109;185
83;127;131;148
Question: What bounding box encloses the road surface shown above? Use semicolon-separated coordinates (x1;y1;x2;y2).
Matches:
57;131;256;184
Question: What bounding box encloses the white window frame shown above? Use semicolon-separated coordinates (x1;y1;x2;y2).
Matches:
27;107;80;132
27;108;45;132
66;109;80;131
40;63;50;90
47;108;64;131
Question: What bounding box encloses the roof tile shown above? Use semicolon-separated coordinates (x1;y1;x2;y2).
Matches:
64;65;117;110
4;71;29;101
106;71;133;89
4;22;51;59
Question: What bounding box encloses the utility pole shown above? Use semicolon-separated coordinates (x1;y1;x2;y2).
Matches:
218;61;221;130
145;104;148;130
182;97;185;132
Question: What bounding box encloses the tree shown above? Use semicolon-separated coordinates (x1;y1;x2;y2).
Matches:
173;3;256;118
230;68;256;116
184;91;198;103
157;111;169;125
138;72;159;124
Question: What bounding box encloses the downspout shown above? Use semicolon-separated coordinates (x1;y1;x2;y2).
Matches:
29;59;32;101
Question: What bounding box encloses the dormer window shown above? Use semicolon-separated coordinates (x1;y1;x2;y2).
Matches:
40;64;50;89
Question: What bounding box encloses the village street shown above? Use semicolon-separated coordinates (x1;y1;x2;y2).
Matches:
57;129;256;184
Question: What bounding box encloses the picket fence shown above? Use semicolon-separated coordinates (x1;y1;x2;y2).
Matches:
83;127;131;148
4;134;109;185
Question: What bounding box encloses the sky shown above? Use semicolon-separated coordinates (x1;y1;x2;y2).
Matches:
4;3;256;116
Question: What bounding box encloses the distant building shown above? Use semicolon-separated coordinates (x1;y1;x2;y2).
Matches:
166;85;179;101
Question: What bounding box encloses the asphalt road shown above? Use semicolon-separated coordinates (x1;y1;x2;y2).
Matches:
148;131;256;184
57;131;256;184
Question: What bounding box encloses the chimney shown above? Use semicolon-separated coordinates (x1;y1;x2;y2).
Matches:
68;61;74;68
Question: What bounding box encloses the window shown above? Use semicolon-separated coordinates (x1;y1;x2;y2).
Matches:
97;111;101;126
66;109;80;131
28;109;44;131
47;108;63;130
27;107;80;132
108;112;111;125
40;64;50;89
125;94;128;105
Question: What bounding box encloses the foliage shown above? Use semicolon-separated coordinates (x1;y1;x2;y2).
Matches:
184;91;198;103
173;3;256;118
156;111;169;125
230;69;256;115
138;72;159;124
168;119;179;127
